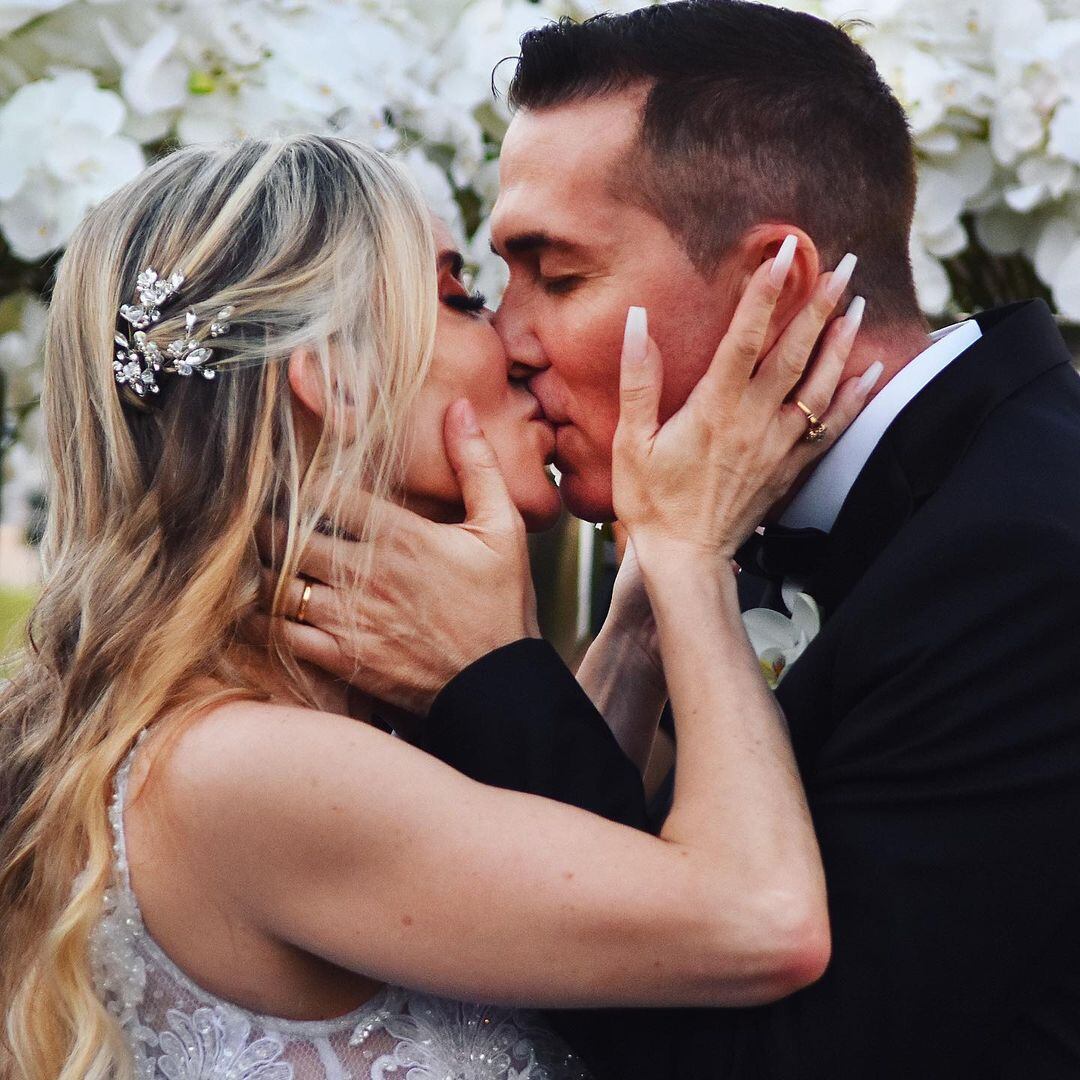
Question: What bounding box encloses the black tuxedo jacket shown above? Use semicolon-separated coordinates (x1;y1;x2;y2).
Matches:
420;300;1080;1078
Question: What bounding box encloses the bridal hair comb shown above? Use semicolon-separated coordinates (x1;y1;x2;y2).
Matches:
113;266;234;398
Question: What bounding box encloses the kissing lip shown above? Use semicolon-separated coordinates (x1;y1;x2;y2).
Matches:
524;399;559;429
525;384;570;427
530;402;570;428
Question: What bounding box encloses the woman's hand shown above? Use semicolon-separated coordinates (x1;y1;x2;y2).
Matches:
614;242;877;569
250;399;539;717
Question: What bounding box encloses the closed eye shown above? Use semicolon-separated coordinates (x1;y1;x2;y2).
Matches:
542;275;582;296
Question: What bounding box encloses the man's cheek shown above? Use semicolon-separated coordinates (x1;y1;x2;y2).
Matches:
563;293;626;368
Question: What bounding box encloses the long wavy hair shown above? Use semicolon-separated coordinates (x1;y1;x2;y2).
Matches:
0;133;438;1079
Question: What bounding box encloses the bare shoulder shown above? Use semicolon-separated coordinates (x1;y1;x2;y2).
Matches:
139;699;426;906
148;698;421;833
155;697;390;802
121;700;404;1012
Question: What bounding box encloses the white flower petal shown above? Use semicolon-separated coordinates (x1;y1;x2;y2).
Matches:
121;26;188;116
44;129;144;201
991;87;1045;165
1049;241;1080;322
924;219;968;258
1031;216;1080;285
909;239;953;315
1005;182;1048;213
0;176;85;260
789;593;823;640
741;608;800;656
1049;99;1080;164
0;0;68;37
914;166;967;240
780;578;808;615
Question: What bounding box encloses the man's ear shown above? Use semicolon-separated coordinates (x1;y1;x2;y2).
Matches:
736;224;821;352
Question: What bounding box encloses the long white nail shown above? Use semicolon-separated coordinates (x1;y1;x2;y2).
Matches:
769;234;798;288
844;295;866;336
857;360;884;394
623;306;649;367
826;253;858;303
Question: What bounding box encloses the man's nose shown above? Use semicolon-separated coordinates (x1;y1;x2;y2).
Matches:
493;295;546;378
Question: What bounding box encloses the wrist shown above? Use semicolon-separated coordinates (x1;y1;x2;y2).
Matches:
632;534;734;584
593;620;665;689
642;556;740;624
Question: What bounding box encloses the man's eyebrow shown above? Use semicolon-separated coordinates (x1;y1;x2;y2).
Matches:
437;249;465;277
491;231;579;257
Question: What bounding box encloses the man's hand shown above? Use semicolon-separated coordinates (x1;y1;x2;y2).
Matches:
252;399;539;716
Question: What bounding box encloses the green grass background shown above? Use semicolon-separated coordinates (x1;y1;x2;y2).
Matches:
0;585;36;678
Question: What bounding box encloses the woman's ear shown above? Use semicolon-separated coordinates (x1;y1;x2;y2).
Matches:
287;346;327;421
287;346;361;441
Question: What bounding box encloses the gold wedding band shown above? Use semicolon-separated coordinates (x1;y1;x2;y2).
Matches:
294;581;313;625
795;399;828;443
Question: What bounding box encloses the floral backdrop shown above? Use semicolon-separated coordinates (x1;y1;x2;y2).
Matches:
0;0;1078;541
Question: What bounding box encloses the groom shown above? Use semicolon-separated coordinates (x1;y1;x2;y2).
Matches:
319;3;1080;1077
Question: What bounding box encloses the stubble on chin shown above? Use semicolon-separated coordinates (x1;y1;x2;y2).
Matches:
557;467;616;524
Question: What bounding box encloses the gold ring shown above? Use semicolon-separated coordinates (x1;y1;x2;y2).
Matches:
804;422;829;443
294;581;313;625
794;399;820;427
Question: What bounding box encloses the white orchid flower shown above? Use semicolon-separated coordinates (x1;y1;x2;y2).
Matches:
742;589;822;690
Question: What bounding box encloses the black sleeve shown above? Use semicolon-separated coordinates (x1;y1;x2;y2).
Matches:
422;637;651;830
422;639;674;1079
731;508;1080;1080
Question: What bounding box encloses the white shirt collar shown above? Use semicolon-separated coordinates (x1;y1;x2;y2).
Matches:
779;318;983;534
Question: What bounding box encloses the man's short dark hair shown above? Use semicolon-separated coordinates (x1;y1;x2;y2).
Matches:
508;0;922;326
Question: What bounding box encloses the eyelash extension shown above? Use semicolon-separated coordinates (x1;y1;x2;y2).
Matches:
444;291;488;313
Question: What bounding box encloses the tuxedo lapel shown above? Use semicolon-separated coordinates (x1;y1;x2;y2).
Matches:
736;567;790;614
805;300;1074;619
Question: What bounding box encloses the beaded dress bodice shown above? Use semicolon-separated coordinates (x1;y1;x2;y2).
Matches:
88;728;591;1080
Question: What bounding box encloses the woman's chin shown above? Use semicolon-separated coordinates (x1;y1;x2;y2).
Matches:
516;479;564;533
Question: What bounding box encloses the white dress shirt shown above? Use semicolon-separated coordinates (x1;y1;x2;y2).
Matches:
779;318;984;534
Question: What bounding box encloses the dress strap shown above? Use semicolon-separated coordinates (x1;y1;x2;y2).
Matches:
108;727;151;895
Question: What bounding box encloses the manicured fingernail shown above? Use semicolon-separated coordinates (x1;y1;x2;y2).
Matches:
857;360;884;395
769;234;798;288
456;398;480;434
623;306;649;367
826;253;858;303
844;295;866;336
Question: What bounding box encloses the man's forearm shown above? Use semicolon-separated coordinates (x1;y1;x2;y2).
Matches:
576;625;667;774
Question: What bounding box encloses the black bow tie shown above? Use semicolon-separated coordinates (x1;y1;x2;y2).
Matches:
736;525;830;584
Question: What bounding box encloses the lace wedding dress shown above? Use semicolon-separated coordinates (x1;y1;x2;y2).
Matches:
88;728;592;1080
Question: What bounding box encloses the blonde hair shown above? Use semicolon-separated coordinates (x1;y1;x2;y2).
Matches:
0;133;438;1079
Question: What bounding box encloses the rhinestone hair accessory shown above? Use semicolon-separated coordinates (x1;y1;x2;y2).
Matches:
113;266;234;398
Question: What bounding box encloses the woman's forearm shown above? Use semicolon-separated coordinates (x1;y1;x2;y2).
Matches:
639;546;827;954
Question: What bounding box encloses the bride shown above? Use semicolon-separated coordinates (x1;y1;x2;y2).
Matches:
0;134;869;1079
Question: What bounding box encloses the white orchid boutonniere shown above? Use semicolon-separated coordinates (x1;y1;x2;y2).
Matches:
742;582;822;690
